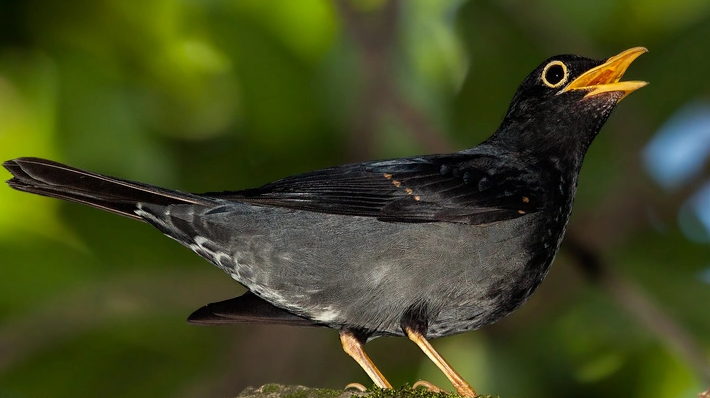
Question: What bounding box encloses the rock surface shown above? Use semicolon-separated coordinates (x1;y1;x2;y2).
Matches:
235;384;492;398
236;384;365;398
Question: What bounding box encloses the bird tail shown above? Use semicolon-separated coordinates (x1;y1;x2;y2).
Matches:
3;157;213;220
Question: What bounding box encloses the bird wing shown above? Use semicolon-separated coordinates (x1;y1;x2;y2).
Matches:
210;154;545;225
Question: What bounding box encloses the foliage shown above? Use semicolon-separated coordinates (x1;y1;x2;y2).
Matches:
1;1;709;397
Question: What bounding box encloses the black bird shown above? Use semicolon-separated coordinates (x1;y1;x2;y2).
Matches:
3;47;647;396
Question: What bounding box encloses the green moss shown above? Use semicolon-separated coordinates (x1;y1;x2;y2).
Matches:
261;384;283;394
239;384;499;398
283;389;309;398
360;385;497;398
313;389;342;398
282;387;341;398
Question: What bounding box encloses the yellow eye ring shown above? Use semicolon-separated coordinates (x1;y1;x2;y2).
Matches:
541;61;569;88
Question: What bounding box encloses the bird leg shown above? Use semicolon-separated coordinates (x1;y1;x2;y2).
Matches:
339;329;392;389
404;327;478;397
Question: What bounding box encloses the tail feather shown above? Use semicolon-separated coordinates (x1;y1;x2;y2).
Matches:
187;292;319;327
3;157;213;220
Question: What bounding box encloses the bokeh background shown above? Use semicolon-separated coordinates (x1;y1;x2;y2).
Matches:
1;0;709;397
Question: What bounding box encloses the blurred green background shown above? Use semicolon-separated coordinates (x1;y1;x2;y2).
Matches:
1;0;709;397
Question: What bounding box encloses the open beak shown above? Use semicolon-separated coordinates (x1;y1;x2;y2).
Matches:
563;47;648;101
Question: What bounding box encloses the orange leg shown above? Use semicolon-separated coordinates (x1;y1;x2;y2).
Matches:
404;327;478;397
339;330;392;389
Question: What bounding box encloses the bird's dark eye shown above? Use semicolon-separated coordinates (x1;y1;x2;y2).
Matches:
541;61;568;88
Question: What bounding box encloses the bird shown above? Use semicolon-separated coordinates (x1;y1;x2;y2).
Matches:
3;47;647;397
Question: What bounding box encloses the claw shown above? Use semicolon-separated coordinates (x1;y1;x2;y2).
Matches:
344;382;368;392
413;380;447;393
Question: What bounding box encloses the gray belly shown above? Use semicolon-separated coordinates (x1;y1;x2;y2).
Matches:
172;204;554;338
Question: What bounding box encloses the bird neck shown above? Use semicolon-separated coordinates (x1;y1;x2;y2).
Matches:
487;116;600;174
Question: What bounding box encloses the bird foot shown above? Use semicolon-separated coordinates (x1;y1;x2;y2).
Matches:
413;380;447;393
344;382;368;392
414;380;479;397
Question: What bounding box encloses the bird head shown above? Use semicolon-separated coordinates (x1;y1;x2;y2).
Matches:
492;47;648;163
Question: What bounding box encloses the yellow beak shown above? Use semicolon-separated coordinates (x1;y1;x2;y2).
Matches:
563;47;649;101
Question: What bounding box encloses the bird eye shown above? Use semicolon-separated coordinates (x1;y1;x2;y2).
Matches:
541;61;568;88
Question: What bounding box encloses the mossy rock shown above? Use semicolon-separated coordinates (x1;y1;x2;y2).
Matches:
236;384;497;398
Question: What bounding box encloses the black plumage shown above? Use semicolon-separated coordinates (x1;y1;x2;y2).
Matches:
3;47;647;397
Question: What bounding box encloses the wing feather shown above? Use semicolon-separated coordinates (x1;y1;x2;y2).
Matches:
208;153;545;225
